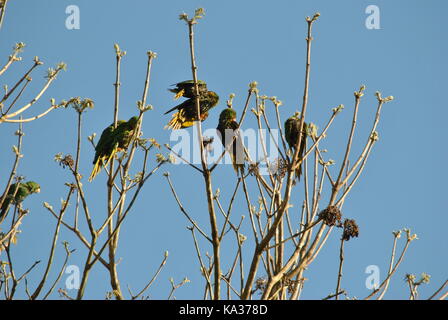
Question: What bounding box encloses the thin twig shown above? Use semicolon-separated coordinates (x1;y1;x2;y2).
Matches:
428;279;448;300
42;243;76;300
335;237;345;300
184;10;221;299
165;174;212;242
31;186;75;299
131;252;168;300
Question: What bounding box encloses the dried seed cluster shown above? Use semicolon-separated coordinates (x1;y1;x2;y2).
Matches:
319;205;342;226
60;154;74;170
342;219;359;241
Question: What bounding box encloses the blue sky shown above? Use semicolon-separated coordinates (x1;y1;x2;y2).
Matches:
1;0;447;299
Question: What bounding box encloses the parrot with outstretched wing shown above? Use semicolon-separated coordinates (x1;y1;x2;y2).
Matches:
217;108;245;173
89;116;140;181
285;114;308;181
165;80;219;130
0;181;41;220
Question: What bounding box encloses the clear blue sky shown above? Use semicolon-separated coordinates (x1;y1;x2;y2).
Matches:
1;0;447;299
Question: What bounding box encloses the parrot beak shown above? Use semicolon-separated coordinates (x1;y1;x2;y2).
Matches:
36;188;41;194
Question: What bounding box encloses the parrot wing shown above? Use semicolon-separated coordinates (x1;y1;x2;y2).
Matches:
169;80;208;99
0;182;37;220
284;116;308;180
0;183;17;219
164;98;194;115
114;123;132;150
89;124;118;181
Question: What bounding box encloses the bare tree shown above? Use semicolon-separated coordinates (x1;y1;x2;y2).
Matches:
0;4;445;300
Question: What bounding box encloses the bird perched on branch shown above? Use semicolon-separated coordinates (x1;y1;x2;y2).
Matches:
89;116;140;181
285;114;308;181
0;181;41;220
165;80;219;130
217;108;245;173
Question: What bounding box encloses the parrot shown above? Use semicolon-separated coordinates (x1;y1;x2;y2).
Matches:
165;80;219;130
89;116;140;181
284;114;308;181
0;181;41;220
216;108;245;173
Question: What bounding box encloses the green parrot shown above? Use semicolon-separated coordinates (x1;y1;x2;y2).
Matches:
0;181;41;220
217;108;245;173
165;80;219;130
89;116;140;181
285;114;308;181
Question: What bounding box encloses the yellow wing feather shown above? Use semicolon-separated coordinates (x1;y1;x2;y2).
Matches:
88;148;117;181
164;109;191;130
174;89;185;100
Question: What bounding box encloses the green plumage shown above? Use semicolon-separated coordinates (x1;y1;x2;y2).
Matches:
0;181;41;219
89;116;140;181
217;108;245;173
165;80;219;130
285;115;307;181
114;116;139;150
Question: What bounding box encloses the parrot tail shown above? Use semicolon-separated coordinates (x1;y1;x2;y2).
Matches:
164;110;188;130
295;164;302;182
0;196;11;221
89;159;103;182
295;138;306;181
230;153;244;175
88;150;116;182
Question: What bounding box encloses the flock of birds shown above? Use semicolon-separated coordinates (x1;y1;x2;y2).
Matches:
0;80;307;219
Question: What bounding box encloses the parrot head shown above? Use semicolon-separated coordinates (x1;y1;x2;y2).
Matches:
219;108;237;123
286;112;301;123
127;116;140;130
285;113;302;132
25;181;41;194
207;91;219;106
285;113;310;134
